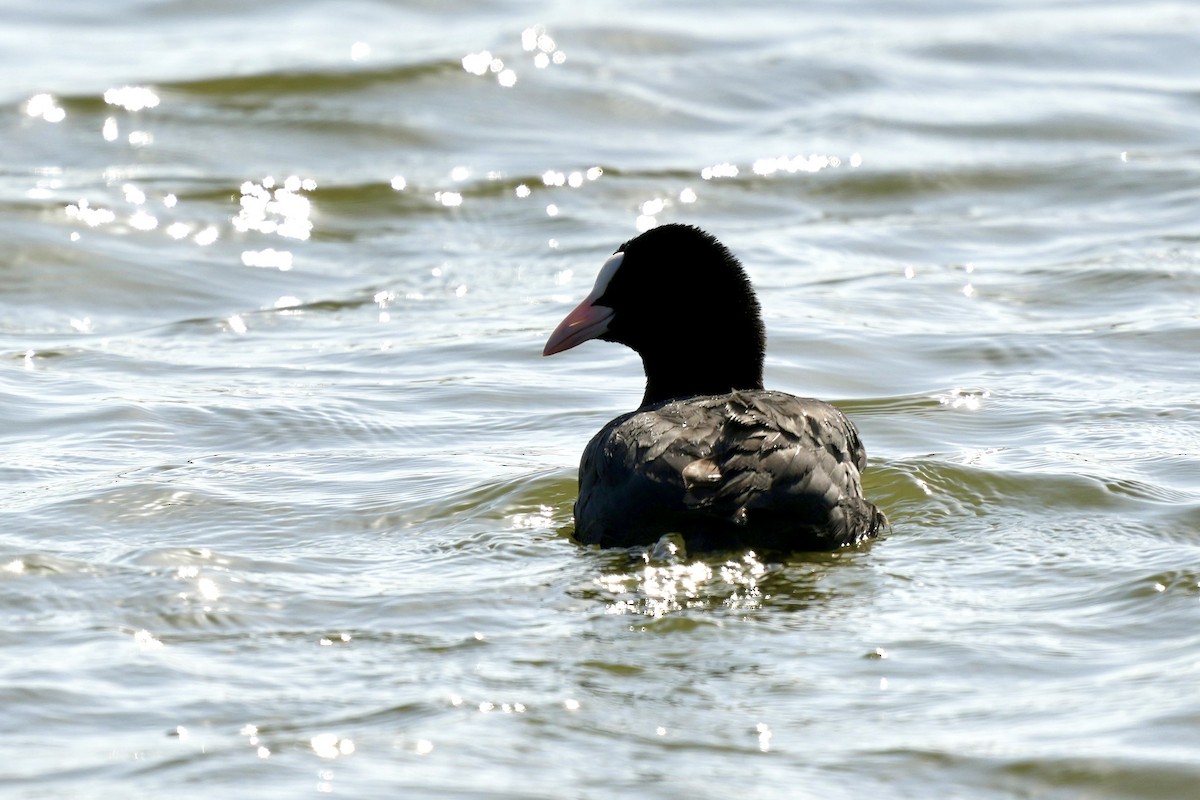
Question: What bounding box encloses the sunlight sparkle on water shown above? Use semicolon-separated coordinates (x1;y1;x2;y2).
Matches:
129;210;158;231
104;86;160;111
133;629;164;651
193;226;219;246
522;24;566;67
640;198;665;216
462;50;495;75
241;248;294;271
122;184;146;205
65;200;116;228
197;577;220;601
462;50;516;87
25;94;65;122
239;726;271;758
26;168;61;200
311;734;355;759
701;163;739;180
534;166;600;205
937;387;990;411
464;27;565;88
233;177;315;240
510;505;556;529
757;722;773;752
752;153;840;176
598;551;767;617
636;197;669;231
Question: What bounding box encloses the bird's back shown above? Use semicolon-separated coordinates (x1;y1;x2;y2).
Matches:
575;389;886;551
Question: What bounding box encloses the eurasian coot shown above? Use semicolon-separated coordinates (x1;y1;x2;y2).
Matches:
544;224;886;552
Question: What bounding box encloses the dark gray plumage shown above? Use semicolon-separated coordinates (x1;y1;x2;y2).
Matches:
575;390;884;550
544;224;886;552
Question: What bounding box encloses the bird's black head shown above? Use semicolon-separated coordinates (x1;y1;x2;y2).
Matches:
544;224;766;408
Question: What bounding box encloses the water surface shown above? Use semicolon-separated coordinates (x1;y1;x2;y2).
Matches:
3;1;1200;797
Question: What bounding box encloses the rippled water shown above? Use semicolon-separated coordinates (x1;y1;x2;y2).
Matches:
4;1;1200;797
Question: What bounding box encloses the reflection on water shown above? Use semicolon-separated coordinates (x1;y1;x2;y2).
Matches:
103;86;160;111
4;0;1200;797
462;24;567;88
593;546;769;617
234;176;317;240
25;93;66;122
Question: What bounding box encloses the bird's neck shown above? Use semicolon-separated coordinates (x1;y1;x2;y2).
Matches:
638;349;764;408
